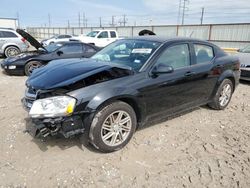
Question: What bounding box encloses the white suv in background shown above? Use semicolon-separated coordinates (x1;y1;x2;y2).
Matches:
0;28;29;57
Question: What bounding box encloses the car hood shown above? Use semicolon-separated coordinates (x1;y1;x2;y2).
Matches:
26;58;134;90
16;29;47;51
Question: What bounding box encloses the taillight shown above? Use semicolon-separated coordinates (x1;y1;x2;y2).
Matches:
21;38;26;43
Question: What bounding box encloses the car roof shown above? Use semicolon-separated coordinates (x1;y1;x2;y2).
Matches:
125;36;211;44
0;28;16;31
54;41;100;49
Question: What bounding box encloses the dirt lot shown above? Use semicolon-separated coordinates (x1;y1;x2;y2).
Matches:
0;59;250;188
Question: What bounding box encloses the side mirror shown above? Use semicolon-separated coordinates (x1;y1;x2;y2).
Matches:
151;64;174;75
57;51;63;56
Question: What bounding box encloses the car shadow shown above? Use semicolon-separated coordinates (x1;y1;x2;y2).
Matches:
25;104;221;153
240;80;250;86
29;133;103;153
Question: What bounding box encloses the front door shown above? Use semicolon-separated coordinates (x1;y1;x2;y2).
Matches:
141;43;202;120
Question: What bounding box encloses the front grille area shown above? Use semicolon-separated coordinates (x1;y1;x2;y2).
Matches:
241;69;250;77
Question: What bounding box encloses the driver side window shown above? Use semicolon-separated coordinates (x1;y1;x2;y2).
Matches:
155;44;190;69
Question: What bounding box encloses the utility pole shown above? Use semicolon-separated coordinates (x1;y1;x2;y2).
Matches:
177;0;182;25
181;0;188;25
85;19;88;27
68;20;70;28
123;14;127;26
200;7;204;25
99;17;102;27
48;14;51;27
78;12;81;27
82;12;85;27
111;15;115;27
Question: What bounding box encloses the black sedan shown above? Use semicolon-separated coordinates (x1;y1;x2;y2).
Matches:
1;29;99;76
23;37;240;152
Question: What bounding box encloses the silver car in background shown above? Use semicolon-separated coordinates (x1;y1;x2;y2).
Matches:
237;44;250;81
0;28;29;57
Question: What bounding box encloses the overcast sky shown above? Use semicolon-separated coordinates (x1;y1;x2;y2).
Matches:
0;0;250;27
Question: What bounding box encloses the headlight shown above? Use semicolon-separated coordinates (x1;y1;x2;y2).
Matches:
29;96;76;118
8;65;16;69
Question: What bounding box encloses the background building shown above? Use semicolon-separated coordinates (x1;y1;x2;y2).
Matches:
0;17;18;29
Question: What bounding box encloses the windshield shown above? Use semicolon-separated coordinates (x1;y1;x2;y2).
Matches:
44;43;63;52
240;45;250;53
91;39;161;72
86;31;100;37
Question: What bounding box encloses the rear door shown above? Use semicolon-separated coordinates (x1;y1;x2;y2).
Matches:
109;31;117;43
188;43;218;102
0;31;5;52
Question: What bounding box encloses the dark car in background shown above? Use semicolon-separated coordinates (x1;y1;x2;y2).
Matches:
237;44;250;81
1;29;100;76
22;37;240;152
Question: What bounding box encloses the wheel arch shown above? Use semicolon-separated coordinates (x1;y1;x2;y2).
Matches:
87;95;144;126
217;70;237;92
4;44;20;55
210;70;237;100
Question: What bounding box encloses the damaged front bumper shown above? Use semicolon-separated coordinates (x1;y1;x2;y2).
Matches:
24;115;85;138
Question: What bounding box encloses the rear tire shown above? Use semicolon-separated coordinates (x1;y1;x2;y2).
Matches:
208;79;233;110
89;101;137;153
4;46;20;57
24;61;43;76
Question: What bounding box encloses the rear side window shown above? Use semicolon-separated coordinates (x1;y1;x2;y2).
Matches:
1;31;18;38
110;31;117;38
85;45;96;53
194;44;214;64
155;44;190;69
59;44;82;54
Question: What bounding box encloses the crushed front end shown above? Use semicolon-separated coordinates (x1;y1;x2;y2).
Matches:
22;86;86;138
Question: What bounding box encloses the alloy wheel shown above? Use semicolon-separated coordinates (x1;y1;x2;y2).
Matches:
27;61;41;74
6;48;19;57
101;110;132;147
219;83;232;107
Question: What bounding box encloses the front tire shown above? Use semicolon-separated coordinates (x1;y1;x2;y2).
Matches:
5;46;20;57
24;61;43;76
89;101;137;153
208;79;233;110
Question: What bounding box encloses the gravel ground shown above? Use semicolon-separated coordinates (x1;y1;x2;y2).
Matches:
0;59;250;187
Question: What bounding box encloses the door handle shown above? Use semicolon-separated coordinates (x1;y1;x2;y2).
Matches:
185;71;195;77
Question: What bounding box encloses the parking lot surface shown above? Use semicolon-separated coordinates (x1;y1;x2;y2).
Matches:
0;57;250;187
